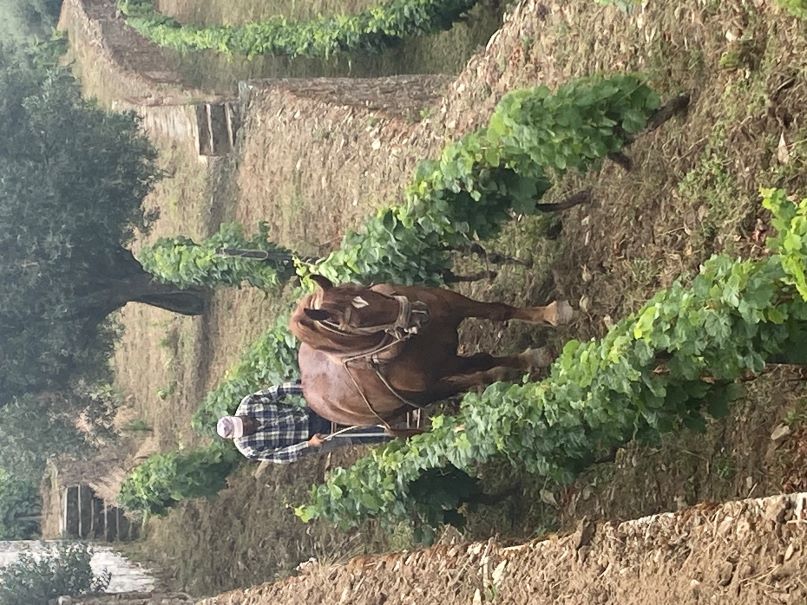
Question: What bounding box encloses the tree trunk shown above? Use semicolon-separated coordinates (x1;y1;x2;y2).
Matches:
78;248;206;317
129;278;206;316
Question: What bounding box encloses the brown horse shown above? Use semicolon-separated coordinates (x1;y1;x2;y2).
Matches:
289;276;574;428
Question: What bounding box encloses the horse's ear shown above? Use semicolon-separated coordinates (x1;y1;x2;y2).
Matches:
304;308;332;322
311;275;334;291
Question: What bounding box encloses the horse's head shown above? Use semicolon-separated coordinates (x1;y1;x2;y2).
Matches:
290;276;427;353
302;275;405;333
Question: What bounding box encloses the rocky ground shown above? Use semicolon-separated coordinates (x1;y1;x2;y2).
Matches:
201;492;807;605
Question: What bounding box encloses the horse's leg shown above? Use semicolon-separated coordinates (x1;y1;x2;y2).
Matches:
454;349;553;374
430;367;522;399
431;349;553;398
439;289;574;326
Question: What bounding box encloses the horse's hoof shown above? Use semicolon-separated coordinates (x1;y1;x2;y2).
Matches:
547;300;574;326
524;347;554;369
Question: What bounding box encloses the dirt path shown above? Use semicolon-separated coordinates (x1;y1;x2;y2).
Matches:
199;492;807;605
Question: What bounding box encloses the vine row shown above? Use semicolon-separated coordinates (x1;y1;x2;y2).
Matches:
296;189;807;530
139;222;297;290
118;0;478;58
118;440;241;515
300;74;662;285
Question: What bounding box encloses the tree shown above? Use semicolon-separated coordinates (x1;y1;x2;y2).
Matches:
0;387;116;479
0;0;62;44
0;469;40;539
0;48;205;404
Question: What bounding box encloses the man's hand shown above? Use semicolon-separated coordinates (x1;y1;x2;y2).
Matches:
307;433;327;447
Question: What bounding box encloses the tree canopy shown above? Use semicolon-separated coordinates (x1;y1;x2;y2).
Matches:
0;48;203;405
0;468;39;540
0;0;62;44
0;387;115;477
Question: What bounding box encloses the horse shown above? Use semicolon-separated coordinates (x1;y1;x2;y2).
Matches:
289;276;574;430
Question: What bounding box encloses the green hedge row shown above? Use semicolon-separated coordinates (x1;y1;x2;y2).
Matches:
118;0;478;58
118;440;241;515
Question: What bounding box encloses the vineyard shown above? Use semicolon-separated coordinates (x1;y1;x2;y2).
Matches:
119;72;669;515
48;0;807;600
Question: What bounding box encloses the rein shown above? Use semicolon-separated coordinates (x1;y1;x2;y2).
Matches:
315;293;429;428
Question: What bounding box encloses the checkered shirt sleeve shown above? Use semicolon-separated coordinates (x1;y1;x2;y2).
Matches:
233;382;312;464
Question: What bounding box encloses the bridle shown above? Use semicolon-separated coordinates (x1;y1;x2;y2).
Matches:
316;294;427;339
313;292;430;428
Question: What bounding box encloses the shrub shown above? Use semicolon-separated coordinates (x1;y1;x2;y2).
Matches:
0;543;110;605
0;470;39;540
139;222;298;290
118;441;241;515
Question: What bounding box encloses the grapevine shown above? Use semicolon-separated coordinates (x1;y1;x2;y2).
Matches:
297;190;807;530
301;75;661;285
117;0;479;58
139;222;296;290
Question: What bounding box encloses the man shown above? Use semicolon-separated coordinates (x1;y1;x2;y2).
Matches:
216;381;390;463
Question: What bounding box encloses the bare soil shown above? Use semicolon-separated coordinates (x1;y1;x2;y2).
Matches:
200;492;807;605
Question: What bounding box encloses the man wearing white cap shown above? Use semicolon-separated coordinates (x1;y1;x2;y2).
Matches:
216;381;390;463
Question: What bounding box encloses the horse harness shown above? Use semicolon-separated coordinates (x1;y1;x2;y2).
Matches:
315;292;430;428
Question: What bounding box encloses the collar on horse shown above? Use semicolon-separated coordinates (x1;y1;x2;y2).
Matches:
315;292;430;427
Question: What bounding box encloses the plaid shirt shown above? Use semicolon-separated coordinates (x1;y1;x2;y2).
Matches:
233;382;313;464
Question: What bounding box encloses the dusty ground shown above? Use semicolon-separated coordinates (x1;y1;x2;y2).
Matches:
201;492;807;605
58;0;807;598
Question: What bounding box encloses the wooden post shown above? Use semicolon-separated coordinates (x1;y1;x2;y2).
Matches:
64;485;79;537
91;496;103;539
60;487;68;536
196;105;212;155
77;486;93;539
206;104;215;155
225;102;237;149
209;104;230;155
